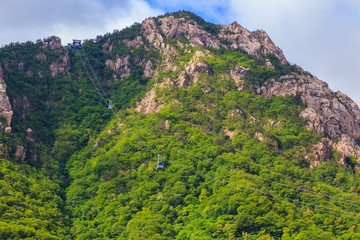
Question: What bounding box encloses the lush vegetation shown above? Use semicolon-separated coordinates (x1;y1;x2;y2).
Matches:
1;11;360;240
65;70;360;239
0;159;68;239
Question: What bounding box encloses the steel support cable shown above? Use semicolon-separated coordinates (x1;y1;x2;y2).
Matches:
81;48;111;101
78;52;108;106
79;52;159;157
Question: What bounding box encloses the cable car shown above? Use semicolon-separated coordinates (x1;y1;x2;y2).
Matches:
108;101;113;109
156;154;164;170
71;40;82;50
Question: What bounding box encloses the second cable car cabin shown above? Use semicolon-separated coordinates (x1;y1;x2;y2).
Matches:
70;40;82;50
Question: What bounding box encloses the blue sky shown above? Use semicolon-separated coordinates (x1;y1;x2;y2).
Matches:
1;0;360;105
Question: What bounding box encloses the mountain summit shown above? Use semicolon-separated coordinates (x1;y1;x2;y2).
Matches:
102;11;360;167
1;10;360;239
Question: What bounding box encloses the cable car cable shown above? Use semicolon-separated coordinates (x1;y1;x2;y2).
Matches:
82;48;111;101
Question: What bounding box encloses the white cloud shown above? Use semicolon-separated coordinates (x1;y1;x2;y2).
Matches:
0;0;163;46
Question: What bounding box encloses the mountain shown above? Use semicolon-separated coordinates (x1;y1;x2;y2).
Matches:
1;10;360;239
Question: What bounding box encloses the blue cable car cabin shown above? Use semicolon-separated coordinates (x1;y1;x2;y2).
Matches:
71;40;82;50
108;101;113;109
156;154;164;170
156;162;164;170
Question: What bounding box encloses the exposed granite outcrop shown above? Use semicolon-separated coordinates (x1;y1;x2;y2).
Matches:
144;60;155;78
140;15;285;64
218;22;287;64
257;66;360;166
142;18;165;50
230;65;251;91
0;65;13;131
50;53;70;77
105;55;131;79
42;37;62;50
258;67;360;141
135;89;163;116
15;145;26;161
183;50;212;84
99;13;360;168
307;138;333;167
158;15;220;49
123;36;143;48
41;37;71;76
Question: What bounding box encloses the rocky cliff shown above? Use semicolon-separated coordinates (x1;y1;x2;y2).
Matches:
123;11;360;168
257;66;360;166
0;65;13;132
0;36;71;162
140;15;287;62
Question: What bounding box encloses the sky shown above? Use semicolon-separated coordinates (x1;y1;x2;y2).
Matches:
1;0;359;105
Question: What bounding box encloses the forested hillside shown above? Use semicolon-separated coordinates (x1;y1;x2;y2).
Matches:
1;11;360;239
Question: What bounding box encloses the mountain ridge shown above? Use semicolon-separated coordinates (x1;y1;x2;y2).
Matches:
1;10;360;239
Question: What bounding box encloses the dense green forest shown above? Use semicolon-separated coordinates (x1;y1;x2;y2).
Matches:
1;11;360;239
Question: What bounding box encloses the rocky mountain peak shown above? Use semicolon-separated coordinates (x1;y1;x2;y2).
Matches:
139;12;287;63
218;22;287;64
131;11;360;168
42;36;62;50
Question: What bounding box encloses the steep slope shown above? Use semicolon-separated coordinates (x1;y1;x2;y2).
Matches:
65;11;360;239
258;66;360;168
1;10;360;239
0;36;152;238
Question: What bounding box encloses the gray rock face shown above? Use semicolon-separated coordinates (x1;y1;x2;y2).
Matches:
50;53;70;77
184;50;212;83
140;15;286;63
42;37;62;50
0;65;13;130
142;18;165;50
258;67;360;141
257;66;360;165
25;128;35;142
158;15;220;49
230;66;251;91
144;60;155;78
123;36;143;48
105;55;131;79
308;138;333;167
15;145;26;161
135;88;163;116
218;22;287;64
